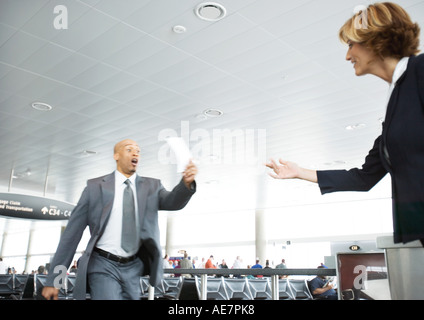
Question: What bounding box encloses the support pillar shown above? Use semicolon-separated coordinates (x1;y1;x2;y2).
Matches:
24;223;35;273
0;231;7;258
255;209;267;265
164;171;183;256
0;220;10;257
165;214;177;256
255;174;268;266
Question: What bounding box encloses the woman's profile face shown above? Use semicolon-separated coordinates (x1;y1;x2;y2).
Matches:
345;41;378;77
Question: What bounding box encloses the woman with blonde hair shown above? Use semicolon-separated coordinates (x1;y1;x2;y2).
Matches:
267;2;424;245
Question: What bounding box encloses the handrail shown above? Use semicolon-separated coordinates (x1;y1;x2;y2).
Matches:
163;267;336;277
156;268;337;300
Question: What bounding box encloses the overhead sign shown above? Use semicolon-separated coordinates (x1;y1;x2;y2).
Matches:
0;193;74;220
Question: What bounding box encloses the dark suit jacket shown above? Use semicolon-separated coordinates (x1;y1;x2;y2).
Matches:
317;54;424;244
46;172;195;299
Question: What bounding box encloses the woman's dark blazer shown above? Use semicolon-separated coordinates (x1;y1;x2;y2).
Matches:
317;54;424;244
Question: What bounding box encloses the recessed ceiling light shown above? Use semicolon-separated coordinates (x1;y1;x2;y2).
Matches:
203;108;223;117
82;150;98;156
345;123;365;130
195;113;208;121
31;102;52;111
12;168;31;179
195;2;227;21
74;150;98;158
173;25;187;33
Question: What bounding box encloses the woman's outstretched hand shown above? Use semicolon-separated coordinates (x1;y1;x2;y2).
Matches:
266;158;300;179
266;158;318;183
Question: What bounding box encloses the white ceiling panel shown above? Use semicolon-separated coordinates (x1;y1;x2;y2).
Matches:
0;73;38;101
19;43;73;75
16;75;62;100
195;26;276;65
122;0;200;34
90;0;150;21
0;30;47;65
77;23;143;61
0;22;16;47
215;39;294;74
19;0;94;41
51;6;118;51
66;62;120;89
106;79;159;103
147;57;213;87
124;44;188;78
239;0;314;25
44;52;97;82
260;0;356;38
172;13;257;55
0;0;50;29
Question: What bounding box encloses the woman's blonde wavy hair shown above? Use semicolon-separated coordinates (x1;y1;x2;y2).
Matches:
339;2;420;59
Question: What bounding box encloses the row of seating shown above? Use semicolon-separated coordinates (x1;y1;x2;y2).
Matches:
0;274;31;300
34;274;78;299
141;276;314;300
1;273;314;300
34;274;179;300
193;276;314;300
141;276;184;300
0;273;77;300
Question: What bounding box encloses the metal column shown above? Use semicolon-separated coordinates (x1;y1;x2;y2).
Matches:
271;275;279;300
200;274;207;300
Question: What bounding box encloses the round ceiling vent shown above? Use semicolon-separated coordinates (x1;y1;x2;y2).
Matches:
203;108;223;117
195;2;227;21
31;102;52;111
172;25;187;33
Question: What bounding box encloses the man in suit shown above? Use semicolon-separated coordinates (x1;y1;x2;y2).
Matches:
42;139;197;300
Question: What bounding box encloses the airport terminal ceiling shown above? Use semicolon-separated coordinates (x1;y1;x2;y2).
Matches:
0;0;423;237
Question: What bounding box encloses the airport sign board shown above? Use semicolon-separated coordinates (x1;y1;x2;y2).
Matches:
0;193;74;220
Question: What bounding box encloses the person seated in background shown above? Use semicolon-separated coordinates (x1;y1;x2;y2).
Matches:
180;252;193;278
251;259;262;269
275;259;288;279
251;259;263;278
309;266;338;300
205;255;217;269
